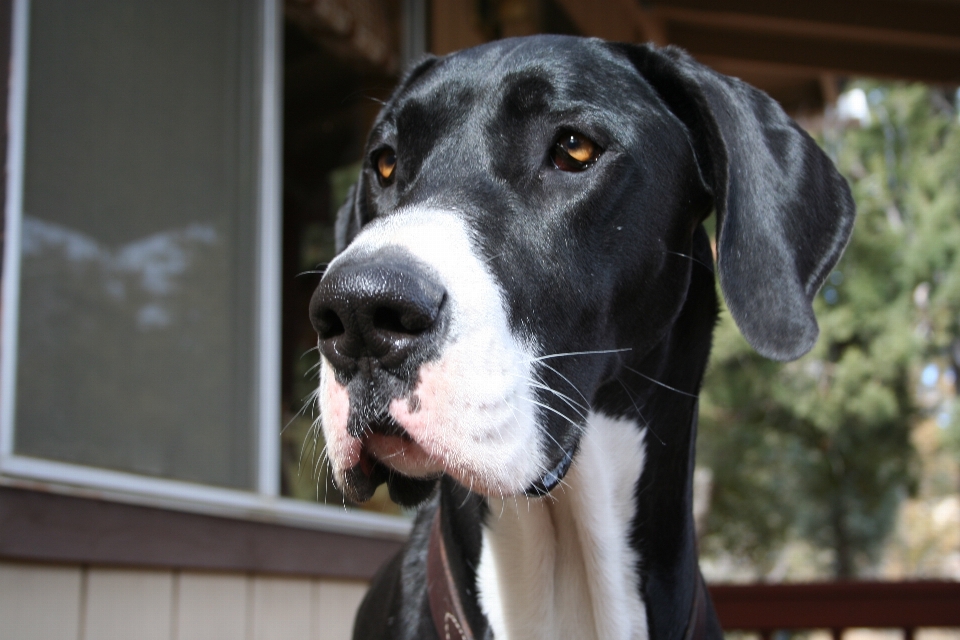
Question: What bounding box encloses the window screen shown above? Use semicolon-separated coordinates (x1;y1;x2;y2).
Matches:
13;0;261;489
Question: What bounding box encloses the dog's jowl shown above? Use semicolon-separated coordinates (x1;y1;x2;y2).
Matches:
309;36;855;640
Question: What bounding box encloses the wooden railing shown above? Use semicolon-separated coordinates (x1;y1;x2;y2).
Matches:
709;581;960;640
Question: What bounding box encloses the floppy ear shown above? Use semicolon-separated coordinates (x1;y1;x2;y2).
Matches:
617;44;856;361
334;182;361;254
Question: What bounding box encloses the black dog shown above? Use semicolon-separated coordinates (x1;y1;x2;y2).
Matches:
310;36;854;640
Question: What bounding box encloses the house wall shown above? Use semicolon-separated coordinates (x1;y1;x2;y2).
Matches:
0;561;368;640
0;3;384;637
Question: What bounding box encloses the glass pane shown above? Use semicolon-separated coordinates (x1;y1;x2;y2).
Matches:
13;0;261;489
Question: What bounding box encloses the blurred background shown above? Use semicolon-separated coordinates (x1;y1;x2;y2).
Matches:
1;1;959;639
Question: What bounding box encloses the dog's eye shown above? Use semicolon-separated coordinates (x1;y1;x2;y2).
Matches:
551;133;601;172
375;148;397;185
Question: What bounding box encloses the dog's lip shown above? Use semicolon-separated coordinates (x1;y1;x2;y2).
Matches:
361;432;444;478
524;446;576;497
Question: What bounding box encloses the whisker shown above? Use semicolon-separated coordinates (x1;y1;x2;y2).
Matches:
615;376;666;446
296;261;331;278
297;414;319;473
622;364;698;399
518;396;583;431
662;249;713;272
282;389;320;435
529;369;590;410
460;483;474;509
313;438;328;479
304;360;323;378
533;361;590;404
527;381;589;420
526;348;631;363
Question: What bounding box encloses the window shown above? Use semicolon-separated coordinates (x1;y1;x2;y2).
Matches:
0;0;406;537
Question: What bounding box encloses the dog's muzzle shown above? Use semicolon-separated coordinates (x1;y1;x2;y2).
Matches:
309;249;448;504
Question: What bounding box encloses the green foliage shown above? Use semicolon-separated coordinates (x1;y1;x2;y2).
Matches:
698;83;960;578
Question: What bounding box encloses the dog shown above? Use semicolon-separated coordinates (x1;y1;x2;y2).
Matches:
309;35;855;640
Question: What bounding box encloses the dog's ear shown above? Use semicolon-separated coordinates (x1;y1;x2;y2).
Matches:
334;182;361;254
617;44;856;361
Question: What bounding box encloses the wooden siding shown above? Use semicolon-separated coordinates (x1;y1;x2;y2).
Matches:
0;487;403;580
0;562;367;640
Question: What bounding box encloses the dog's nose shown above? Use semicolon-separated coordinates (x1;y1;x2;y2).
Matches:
309;252;446;372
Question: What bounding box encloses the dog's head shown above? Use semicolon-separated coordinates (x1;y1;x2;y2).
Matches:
309;36;854;506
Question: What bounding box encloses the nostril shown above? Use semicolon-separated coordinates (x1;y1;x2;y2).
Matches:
316;309;345;340
372;299;441;336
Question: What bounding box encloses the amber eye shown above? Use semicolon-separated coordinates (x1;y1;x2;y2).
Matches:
551;132;601;172
375;148;397;185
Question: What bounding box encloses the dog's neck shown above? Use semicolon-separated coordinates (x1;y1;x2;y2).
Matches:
477;412;650;640
475;229;717;640
473;232;716;640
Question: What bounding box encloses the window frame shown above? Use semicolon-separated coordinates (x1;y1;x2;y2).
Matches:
0;0;409;540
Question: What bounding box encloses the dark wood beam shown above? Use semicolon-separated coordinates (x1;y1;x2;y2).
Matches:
553;0;959;109
554;0;641;42
649;0;960;40
285;0;400;73
554;0;668;43
704;59;828;113
655;6;960;52
668;21;960;84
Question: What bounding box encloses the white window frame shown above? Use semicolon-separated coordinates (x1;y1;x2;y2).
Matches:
0;0;409;540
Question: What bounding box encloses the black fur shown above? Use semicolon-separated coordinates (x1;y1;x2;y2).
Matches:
312;35;854;639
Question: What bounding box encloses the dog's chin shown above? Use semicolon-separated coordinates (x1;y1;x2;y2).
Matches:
342;462;439;507
337;425;579;506
338;431;580;506
340;434;443;507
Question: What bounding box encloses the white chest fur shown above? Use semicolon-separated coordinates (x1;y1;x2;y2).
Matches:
476;413;649;640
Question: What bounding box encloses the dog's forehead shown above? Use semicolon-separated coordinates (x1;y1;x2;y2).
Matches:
382;37;658;131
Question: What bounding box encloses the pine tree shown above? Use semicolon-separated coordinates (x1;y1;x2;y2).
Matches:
698;83;960;579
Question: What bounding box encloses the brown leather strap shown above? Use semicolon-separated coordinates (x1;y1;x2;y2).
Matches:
427;505;476;640
683;572;709;640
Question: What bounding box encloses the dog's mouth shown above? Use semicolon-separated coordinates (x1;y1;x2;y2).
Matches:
341;413;577;506
362;427;444;478
343;417;443;506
